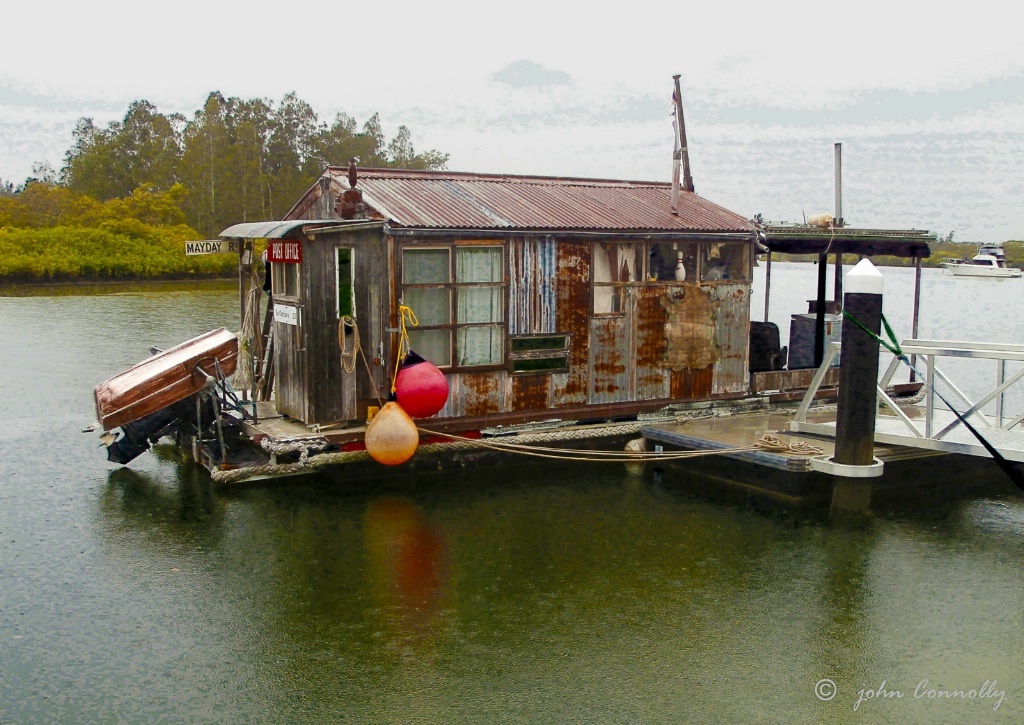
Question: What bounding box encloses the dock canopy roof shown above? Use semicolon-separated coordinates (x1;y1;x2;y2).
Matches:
218;219;383;239
762;225;932;258
287;167;756;236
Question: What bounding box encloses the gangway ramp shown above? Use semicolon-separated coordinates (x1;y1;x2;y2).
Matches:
789;338;1024;462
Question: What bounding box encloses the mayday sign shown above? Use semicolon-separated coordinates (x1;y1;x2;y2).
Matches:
185;240;240;255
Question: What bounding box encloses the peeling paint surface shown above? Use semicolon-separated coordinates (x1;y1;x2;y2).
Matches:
456;372;503;417
509;238;557;335
589;314;631;404
710;284;750;394
661;285;720;372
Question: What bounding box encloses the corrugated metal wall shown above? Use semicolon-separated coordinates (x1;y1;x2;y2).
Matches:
434;236;750;419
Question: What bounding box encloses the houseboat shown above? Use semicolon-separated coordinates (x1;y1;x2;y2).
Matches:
93;163;933;483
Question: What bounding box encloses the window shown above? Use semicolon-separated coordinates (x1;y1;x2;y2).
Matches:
272;258;300;298
593;242;639;314
646;241;750;283
337;248;353;318
700;242;749;282
647;242;697;282
509;335;569;374
402;245;506;368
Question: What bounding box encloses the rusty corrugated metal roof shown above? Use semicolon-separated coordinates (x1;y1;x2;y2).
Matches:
320;167;755;234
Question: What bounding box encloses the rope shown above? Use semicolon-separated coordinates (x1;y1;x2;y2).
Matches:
338;316;359;373
209;424;825;484
391;305;418;393
753;433;824;456
232;269;264;391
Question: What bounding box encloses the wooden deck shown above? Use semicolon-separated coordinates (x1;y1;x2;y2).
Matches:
241;401;367;444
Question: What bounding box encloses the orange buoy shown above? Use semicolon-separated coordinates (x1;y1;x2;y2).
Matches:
395;351;449;418
364;401;419;465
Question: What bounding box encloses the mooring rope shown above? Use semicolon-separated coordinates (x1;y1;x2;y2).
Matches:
208;423;825;484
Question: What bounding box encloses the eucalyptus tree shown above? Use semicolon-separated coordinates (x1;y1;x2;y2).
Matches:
62;101;182;200
178;92;237;236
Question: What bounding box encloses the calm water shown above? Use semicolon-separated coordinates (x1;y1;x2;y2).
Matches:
2;268;1023;724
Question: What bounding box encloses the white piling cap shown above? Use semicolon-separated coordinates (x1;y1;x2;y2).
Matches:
845;258;884;295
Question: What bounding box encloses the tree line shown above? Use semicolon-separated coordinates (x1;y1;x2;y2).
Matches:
4;91;448;238
0;92;448;283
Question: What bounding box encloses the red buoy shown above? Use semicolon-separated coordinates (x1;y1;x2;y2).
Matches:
395;350;449;418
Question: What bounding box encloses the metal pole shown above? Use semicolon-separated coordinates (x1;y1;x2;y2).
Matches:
833;252;843;311
814;253;828;367
911;256;922;382
834;142;844;228
764;251;772;322
832;143;844;311
834;259;884;466
238;242;247;330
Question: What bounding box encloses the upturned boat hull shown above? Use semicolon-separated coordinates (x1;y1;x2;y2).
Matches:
94;327;239;430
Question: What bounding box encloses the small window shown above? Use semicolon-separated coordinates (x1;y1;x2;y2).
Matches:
593;243;638;315
272;259;300;298
700;242;749;282
337;248;353;318
509;334;569;374
647;242;697;282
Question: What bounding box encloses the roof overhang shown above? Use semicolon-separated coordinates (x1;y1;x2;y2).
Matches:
762;226;932;258
218;219;384;239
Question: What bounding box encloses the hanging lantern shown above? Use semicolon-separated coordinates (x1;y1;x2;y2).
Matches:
365;401;419;465
395;350;449;418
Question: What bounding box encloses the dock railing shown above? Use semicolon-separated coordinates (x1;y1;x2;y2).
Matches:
794;339;1024;444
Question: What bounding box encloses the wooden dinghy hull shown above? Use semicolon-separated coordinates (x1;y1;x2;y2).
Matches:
94;327;239;431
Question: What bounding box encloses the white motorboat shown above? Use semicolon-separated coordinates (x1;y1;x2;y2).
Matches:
942;244;1022;278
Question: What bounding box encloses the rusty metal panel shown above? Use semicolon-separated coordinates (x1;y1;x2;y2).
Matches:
321;167;755;233
709;283;751;395
511;373;550;411
552;241;590;405
440;371;507;418
634;285;671;400
589;311;633;405
670;365;714;398
508;237;557;335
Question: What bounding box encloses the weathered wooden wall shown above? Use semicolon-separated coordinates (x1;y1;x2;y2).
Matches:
272;227;388;425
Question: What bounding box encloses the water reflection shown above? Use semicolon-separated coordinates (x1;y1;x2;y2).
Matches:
364;497;451;652
99;452;228;556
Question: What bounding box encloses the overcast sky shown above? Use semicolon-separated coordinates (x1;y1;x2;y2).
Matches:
3;1;1022;242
